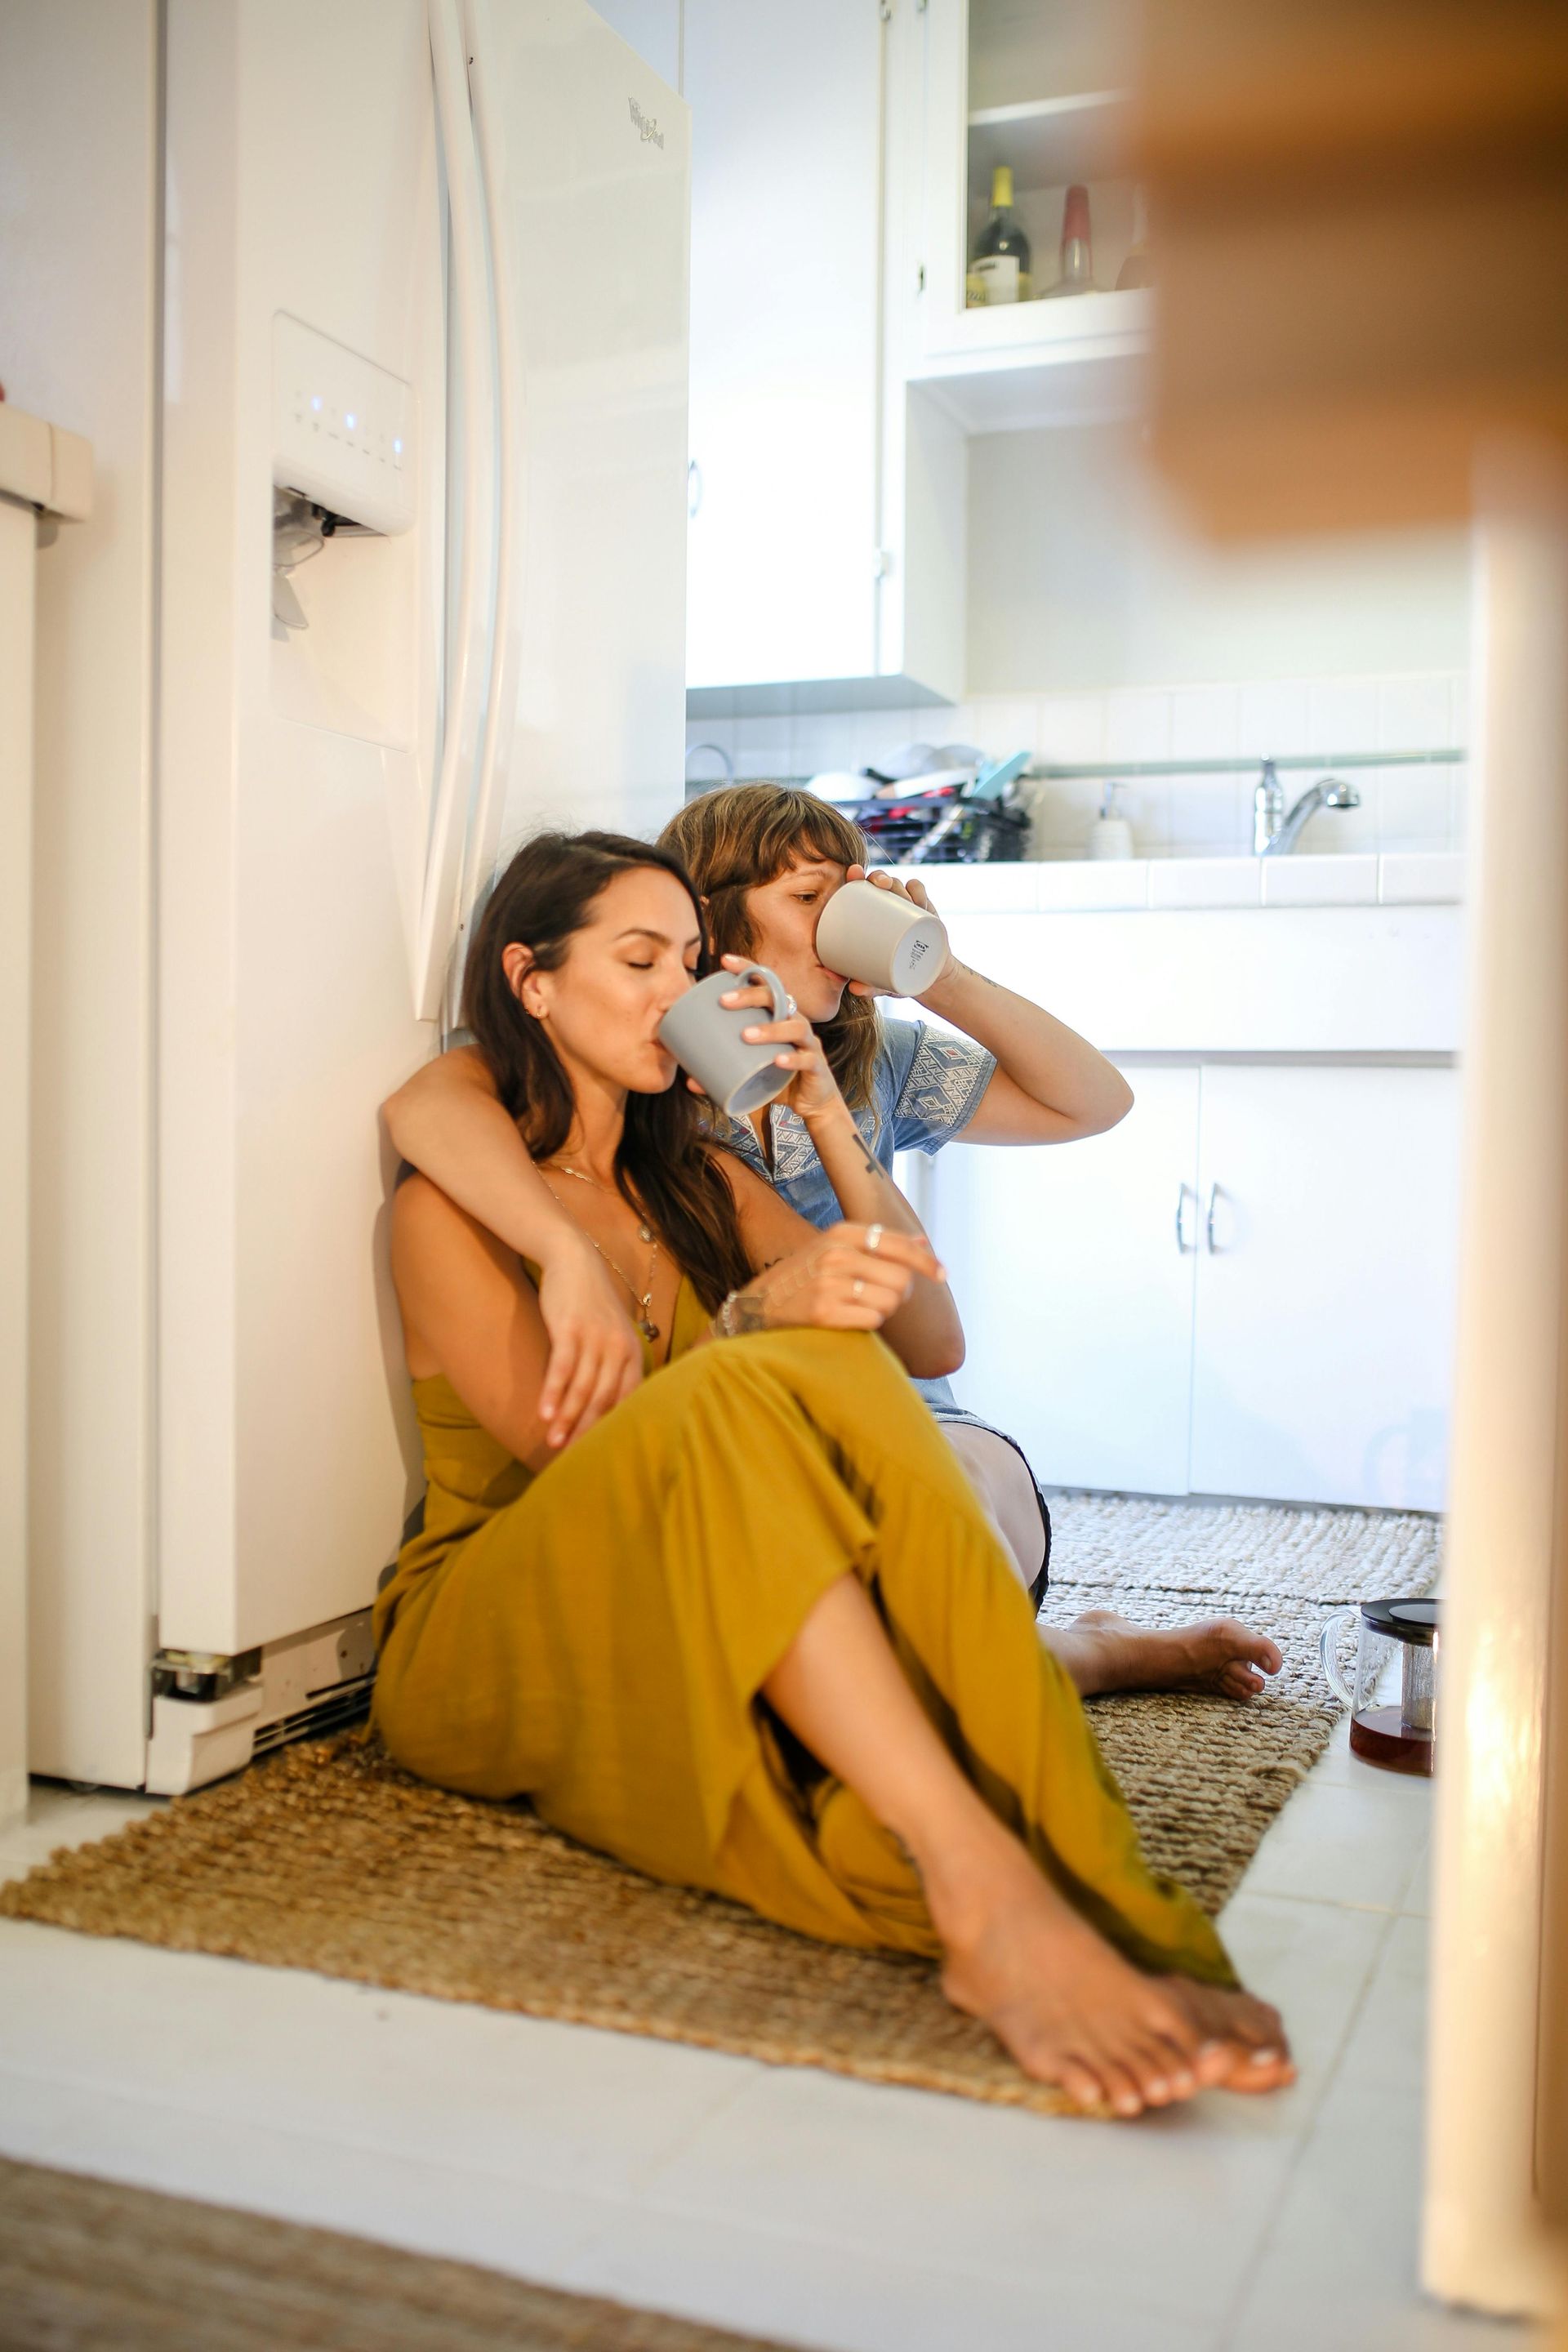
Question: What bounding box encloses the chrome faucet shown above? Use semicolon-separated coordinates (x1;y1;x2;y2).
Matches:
1254;764;1361;856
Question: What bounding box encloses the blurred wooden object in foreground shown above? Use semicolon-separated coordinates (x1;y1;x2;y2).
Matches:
1138;0;1568;2325
1137;0;1568;536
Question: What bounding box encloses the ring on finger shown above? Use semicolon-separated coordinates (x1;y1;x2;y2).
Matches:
851;1277;866;1298
865;1223;884;1254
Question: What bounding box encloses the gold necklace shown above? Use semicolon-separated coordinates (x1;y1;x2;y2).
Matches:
541;1165;662;1342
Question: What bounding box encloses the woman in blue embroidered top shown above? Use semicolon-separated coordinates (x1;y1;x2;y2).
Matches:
382;785;1280;1705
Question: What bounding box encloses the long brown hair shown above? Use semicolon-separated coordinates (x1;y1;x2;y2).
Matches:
461;831;751;1312
658;785;883;1117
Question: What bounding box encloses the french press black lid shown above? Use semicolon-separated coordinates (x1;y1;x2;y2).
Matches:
1359;1596;1439;1648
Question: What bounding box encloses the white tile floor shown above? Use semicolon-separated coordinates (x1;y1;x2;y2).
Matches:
0;1719;1538;2352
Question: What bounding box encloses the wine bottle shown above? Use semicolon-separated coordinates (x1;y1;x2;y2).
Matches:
968;165;1032;306
1116;185;1152;291
1041;183;1094;299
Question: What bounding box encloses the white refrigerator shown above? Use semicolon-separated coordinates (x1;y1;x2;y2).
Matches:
2;0;690;1793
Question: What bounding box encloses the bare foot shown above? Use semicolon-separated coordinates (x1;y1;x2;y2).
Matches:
1046;1608;1284;1701
1170;1980;1296;2093
924;1824;1254;2118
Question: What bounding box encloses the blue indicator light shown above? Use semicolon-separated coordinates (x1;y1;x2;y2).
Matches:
345;412;357;431
393;438;403;454
310;394;322;411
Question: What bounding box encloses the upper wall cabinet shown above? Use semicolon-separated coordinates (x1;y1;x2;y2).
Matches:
684;0;1152;714
909;0;1151;432
685;0;963;715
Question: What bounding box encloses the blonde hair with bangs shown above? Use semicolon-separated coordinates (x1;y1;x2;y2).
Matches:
658;784;884;1119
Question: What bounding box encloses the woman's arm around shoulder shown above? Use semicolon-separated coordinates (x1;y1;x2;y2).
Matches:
391;1173;556;1473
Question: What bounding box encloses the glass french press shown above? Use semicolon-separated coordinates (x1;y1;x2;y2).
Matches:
1319;1597;1439;1775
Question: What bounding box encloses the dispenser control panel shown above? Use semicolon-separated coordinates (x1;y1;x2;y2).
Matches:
273;312;416;537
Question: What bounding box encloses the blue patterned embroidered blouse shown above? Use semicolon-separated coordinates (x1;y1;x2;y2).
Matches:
720;1016;996;1413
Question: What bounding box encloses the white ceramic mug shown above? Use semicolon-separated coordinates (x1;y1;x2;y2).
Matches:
814;879;949;997
657;964;795;1118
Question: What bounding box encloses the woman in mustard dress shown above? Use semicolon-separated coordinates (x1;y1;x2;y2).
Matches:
374;829;1294;2118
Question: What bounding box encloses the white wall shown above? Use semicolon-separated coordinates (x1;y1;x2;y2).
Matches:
688;667;1467;862
966;422;1472;696
589;0;682;89
684;412;1472;858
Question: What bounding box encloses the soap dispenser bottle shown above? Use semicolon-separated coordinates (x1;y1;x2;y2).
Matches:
1088;781;1134;860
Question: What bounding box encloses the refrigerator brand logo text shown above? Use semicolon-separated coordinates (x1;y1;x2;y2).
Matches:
629;97;664;148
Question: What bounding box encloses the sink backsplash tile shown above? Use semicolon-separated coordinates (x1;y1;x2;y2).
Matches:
685;667;1468;862
1170;684;1241;761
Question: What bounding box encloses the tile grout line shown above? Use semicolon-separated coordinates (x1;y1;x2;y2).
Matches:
1210;1904;1400;2352
0;2065;733;2315
0;2054;1254;2345
612;2057;770;2205
1230;1881;1423;1919
0;2048;721;2228
561;2159;1265;2334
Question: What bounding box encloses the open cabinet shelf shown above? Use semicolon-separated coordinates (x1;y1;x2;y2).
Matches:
909;4;1148;432
966;89;1132;203
908;285;1150;432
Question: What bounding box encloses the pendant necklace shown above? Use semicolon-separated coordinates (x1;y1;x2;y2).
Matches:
542;1162;661;1342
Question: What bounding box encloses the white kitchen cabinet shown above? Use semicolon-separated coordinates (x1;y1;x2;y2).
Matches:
684;0;963;712
1189;1065;1459;1511
931;1067;1200;1494
927;1059;1459;1508
906;0;1150;431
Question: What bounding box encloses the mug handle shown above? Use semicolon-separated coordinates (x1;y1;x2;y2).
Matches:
737;964;791;1025
1319;1609;1356;1707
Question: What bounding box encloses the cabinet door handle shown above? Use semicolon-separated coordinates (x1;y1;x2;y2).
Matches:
1175;1181;1196;1254
1205;1182;1224;1252
688;459;702;519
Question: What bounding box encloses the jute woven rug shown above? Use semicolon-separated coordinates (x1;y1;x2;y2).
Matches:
1;1494;1438;2119
0;2155;783;2352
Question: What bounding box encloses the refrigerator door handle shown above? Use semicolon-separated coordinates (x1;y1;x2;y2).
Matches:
416;0;499;1023
450;0;523;1036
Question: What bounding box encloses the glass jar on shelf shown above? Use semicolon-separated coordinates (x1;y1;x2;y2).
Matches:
1116;185;1152;290
1040;183;1095;298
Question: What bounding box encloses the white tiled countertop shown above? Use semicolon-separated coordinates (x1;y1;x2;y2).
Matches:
909;853;1463;915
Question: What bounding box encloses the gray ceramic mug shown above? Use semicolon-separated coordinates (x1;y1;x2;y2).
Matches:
657;964;795;1118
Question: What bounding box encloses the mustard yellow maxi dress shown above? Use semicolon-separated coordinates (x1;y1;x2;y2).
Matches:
372;1286;1236;1986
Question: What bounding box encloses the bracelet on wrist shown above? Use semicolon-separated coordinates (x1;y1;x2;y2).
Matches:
714;1285;776;1339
